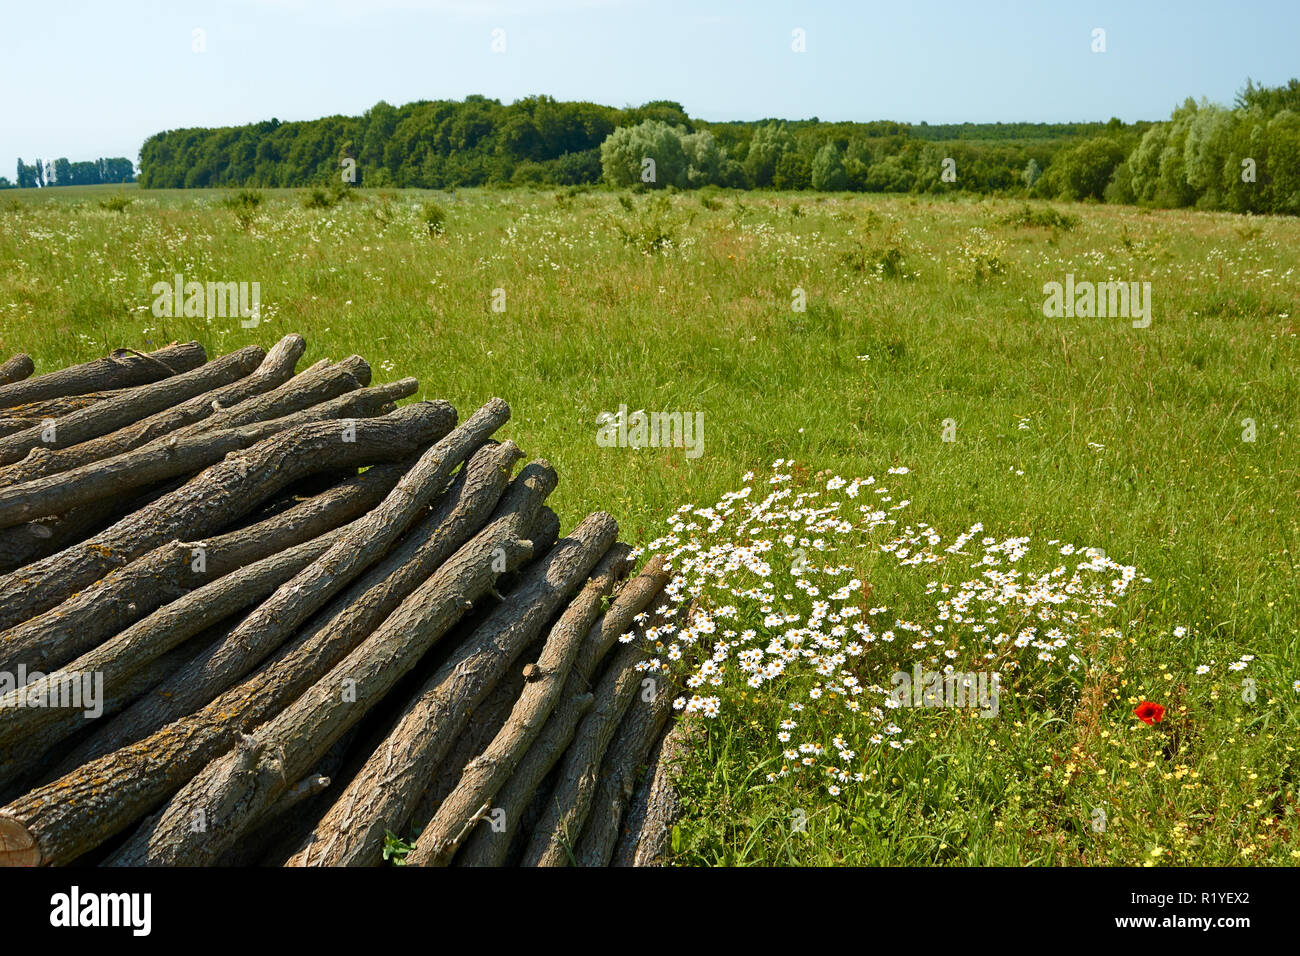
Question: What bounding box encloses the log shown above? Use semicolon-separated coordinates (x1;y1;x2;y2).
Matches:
0;477;187;574
213;772;333;867
42;441;522;820
0;342;206;409
86;400;513;751
0;345;266;467
0;376;414;529
609;718;697;867
0;355;33;386
0;400;454;631
170;354;370;439
226;727;363;867
407;648;533;831
573;653;679;867
407;543;632;866
0;523;357;752
0;516;59;568
0;334;306;485
0;419;39;438
282;511;619;867
479;505;561;602
521;635;655;865
0;622;234;796
453;555;669;866
524;508;561;563
0;462;409;677
94;460;555;867
0;391;124;420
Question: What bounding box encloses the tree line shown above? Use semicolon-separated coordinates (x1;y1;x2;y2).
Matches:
5;157;136;189
130;80;1300;215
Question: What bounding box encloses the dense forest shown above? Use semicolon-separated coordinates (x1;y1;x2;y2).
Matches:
5;157;136;189
128;78;1300;214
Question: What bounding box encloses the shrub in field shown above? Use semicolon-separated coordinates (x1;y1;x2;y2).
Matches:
599;119;725;190
222;188;263;209
302;187;334;209
839;228;912;280
1021;158;1043;188
613;195;679;253
369;194;395;228
999;203;1079;231
420;200;447;237
1043;135;1128;202
634;461;1141;796
220;188;264;229
1103;160;1136;205
97;193;133;213
681;129;724;188
947;227;1008;282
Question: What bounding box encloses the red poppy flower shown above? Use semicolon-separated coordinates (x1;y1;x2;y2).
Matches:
1134;701;1165;725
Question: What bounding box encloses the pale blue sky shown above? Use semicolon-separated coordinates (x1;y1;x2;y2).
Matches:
2;0;1296;172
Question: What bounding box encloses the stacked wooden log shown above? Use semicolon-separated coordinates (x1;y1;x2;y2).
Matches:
0;338;686;867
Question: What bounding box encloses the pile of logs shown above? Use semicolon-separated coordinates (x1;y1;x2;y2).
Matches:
0;337;687;867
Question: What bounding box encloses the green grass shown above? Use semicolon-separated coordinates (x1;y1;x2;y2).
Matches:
2;182;1296;865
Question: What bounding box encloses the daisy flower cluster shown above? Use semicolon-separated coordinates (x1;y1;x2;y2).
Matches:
632;460;1145;796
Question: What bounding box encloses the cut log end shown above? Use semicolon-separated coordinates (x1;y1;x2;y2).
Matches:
0;815;40;867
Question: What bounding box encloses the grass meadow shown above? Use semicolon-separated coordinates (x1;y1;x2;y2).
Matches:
1;182;1296;866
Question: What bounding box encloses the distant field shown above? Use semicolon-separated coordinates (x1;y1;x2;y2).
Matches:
2;183;1296;865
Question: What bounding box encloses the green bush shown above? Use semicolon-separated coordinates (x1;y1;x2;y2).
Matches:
614;195;677;253
97;193;133;213
421;200;447;236
220;189;264;228
999;203;1079;230
302;187;335;209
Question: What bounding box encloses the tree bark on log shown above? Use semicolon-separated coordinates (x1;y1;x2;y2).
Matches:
0;523;358;753
227;727;363;867
84;400;511;752
572;656;679;867
0;476;186;574
407;543;632;867
93;461;554;867
520;632;658;865
0;400;454;631
608;718;696;867
0;419;39;439
0;355;33;387
0;391;125;420
0;462;408;677
0;375;413;530
247;446;529;832
0;623;233;796
167;354;370;441
0;342;206;409
0;345;266;467
213;771;333;867
0;335;306;485
28;441;521;849
453;555;670;866
280;510;619;868
406;648;533;832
